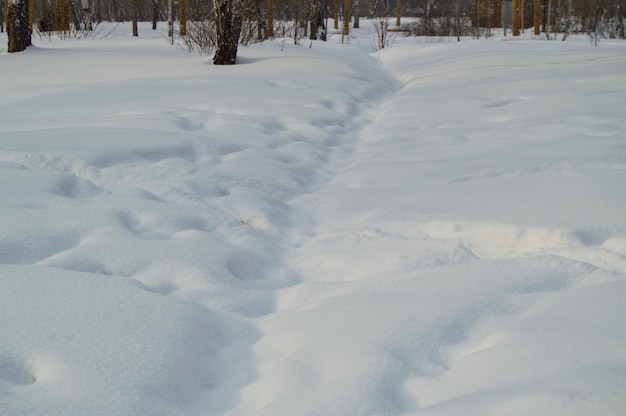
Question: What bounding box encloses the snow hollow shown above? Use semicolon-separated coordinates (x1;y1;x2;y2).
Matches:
1;24;626;416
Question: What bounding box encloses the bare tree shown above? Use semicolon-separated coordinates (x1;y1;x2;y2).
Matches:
152;0;158;29
455;0;461;39
533;0;540;34
267;0;274;35
168;0;173;42
131;0;138;35
581;0;586;31
369;0;390;49
1;0;5;33
213;0;242;64
7;0;31;52
343;0;350;35
512;0;520;34
396;0;400;26
180;0;187;35
308;0;325;39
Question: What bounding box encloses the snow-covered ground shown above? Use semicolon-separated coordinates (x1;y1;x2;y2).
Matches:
1;23;625;415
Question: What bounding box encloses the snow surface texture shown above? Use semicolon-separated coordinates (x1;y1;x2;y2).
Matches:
1;25;626;415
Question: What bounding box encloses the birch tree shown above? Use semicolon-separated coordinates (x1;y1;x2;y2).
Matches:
309;0;325;39
168;0;174;42
7;0;30;52
213;0;242;64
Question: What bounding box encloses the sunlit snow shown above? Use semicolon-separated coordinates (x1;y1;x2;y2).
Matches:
1;23;625;416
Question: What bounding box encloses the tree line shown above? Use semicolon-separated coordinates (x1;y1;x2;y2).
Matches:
3;0;625;59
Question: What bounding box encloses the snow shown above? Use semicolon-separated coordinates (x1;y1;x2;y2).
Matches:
1;24;626;415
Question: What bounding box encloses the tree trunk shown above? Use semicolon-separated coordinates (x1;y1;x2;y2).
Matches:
512;0;520;35
179;0;186;36
580;0;585;32
92;0;101;23
167;0;173;41
455;0;460;40
213;0;241;65
152;0;157;29
533;0;540;34
131;0;138;36
546;0;551;37
396;0;400;27
2;0;5;33
474;0;479;38
267;0;274;36
519;0;524;33
343;0;350;36
255;0;266;39
309;0;325;40
7;0;30;52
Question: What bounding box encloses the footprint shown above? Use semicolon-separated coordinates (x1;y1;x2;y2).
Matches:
319;99;335;110
482;97;526;109
259;118;288;135
117;210;209;241
117;211;170;240
51;173;103;199
0;353;36;392
177;116;201;131
132;143;197;163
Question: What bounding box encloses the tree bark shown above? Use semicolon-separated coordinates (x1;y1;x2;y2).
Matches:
179;0;186;36
309;0;325;40
168;0;173;41
93;0;101;23
455;0;460;40
152;0;157;30
343;0;350;36
267;0;274;36
512;0;520;35
255;0;266;39
7;0;30;52
396;0;401;27
213;0;241;65
580;0;586;32
131;0;138;36
533;0;540;34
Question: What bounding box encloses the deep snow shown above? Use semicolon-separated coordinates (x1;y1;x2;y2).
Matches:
1;24;625;415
